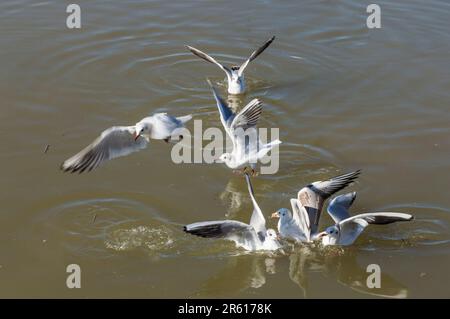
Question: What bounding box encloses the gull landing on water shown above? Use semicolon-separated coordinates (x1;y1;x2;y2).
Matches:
207;80;281;175
186;36;275;94
271;170;361;243
60;113;192;173
317;192;414;246
183;173;282;251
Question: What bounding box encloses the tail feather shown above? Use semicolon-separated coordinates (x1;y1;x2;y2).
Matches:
257;139;281;158
177;114;193;124
266;139;281;147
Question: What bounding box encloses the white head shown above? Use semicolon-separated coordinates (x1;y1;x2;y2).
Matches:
266;228;278;240
134;121;151;141
271;208;292;222
263;228;281;250
271;208;292;236
318;225;340;246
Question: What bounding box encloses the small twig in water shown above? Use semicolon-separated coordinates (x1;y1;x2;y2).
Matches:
44;144;50;154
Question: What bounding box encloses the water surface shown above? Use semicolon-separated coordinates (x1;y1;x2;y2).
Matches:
0;0;449;298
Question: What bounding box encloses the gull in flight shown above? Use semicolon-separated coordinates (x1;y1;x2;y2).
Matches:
207;80;281;175
61;113;192;173
317;192;414;246
186;36;275;94
183;173;282;251
271;170;361;242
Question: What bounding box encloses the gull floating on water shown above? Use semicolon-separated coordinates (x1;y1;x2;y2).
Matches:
317;192;414;246
207;80;281;175
271;170;361;242
184;173;282;251
61;113;192;173
187;36;275;94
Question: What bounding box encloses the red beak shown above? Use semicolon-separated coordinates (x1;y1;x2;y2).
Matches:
134;133;140;141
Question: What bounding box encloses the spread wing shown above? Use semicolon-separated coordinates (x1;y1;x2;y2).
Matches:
229;98;262;132
61;126;148;173
327;192;356;223
207;79;235;137
346;212;414;225
183;220;252;238
290;199;311;241
298;170;361;233
337;212;413;245
238;36;276;76
186;45;232;79
337;218;369;246
229;99;263;158
183;220;259;250
245;173;266;240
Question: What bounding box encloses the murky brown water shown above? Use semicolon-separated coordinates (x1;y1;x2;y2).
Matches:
1;0;449;298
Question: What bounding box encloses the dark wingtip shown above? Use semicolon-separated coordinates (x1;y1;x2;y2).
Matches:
345;169;362;182
60;163;72;173
351;169;362;177
350;191;357;205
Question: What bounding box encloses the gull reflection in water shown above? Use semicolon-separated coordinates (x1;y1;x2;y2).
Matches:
196;244;408;298
196;254;280;297
288;245;409;298
220;178;248;218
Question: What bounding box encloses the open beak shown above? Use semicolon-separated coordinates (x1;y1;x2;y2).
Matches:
271;212;280;219
134;133;140;141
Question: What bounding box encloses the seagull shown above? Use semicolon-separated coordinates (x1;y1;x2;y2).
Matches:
317;192;414;246
207;80;281;175
183;173;282;251
186;36;275;94
271;170;361;243
61;113;192;173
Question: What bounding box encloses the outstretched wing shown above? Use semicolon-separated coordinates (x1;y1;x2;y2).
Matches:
183;220;259;250
290;199;311;241
244;173;267;240
338;212;413;245
230;99;263;160
337;218;369;246
184;220;251;238
207;79;235;137
229;98;263;132
61;126;148;173
238;36;276;76
186;45;232;79
327;192;357;223
347;212;414;225
298;170;361;233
